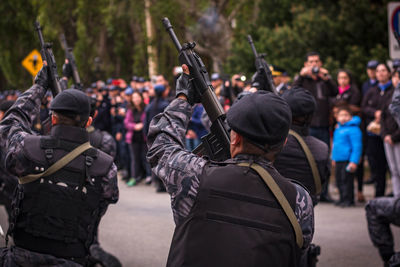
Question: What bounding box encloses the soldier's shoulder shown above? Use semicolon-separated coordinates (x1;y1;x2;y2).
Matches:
90;147;114;174
305;135;329;154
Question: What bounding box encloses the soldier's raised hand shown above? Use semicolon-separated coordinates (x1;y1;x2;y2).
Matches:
175;64;201;105
34;62;49;89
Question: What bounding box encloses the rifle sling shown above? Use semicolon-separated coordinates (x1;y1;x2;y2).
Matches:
289;129;322;195
19;142;92;185
237;162;303;248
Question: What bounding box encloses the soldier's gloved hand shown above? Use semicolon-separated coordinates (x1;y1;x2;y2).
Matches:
176;64;201;105
251;70;267;91
34;64;50;89
62;59;73;78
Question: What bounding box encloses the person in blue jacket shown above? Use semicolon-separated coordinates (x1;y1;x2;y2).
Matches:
332;105;362;207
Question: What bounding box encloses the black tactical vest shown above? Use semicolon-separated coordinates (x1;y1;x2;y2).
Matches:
9;125;113;263
274;125;329;203
87;126;103;149
167;160;301;267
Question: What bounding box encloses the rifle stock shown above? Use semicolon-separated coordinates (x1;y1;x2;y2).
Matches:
162;17;231;161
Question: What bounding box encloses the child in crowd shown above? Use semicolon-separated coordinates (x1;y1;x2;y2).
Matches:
332;106;362;207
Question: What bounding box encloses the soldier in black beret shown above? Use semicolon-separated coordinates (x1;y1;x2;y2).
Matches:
275;87;330;204
147;64;314;267
0;66;119;266
274;87;330;266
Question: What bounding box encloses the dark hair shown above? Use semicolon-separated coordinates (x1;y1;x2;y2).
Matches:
130;91;145;112
377;63;391;74
53;111;88;128
241;136;284;160
337;69;353;85
292;114;313;126
336;105;353;116
392;67;400;77
305;51;321;62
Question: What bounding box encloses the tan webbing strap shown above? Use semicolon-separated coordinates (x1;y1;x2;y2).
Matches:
19;142;92;185
289;129;322;195
238;162;303;248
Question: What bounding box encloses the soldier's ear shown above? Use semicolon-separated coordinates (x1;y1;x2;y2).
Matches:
51;114;58;125
85;117;93;128
230;130;242;145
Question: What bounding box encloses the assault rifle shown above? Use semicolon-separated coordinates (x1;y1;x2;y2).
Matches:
59;33;83;90
34;21;62;97
247;35;277;94
162;17;231;161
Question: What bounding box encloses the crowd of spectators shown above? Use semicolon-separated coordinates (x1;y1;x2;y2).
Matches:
2;53;399;200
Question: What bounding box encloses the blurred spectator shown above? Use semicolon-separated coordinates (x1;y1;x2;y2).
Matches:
186;104;208;151
332;69;364;202
331;106;362;207
125;91;151;186
93;87;112;133
144;84;170;192
381;69;400;197
271;66;289;96
362;60;379;96
293;51;338;145
361;63;391;197
293;51;337;203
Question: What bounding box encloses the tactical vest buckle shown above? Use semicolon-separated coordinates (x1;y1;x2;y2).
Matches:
14;208;20;216
45;149;54;160
85;156;93;167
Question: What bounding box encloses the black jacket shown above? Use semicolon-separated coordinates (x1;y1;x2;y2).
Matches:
361;85;394;128
381;87;400;143
332;85;361;107
293;75;338;127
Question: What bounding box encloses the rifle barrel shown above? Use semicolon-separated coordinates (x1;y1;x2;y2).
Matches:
247;35;258;57
34;22;45;48
162;17;182;51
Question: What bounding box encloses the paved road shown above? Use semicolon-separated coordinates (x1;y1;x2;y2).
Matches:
1;180;399;267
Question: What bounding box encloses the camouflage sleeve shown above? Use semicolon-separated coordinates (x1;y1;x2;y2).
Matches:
365;197;400;258
101;162;119;205
390;87;400;126
147;98;208;224
0;84;46;177
294;183;315;250
99;131;117;160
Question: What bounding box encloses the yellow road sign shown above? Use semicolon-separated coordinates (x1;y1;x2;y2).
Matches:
22;49;43;76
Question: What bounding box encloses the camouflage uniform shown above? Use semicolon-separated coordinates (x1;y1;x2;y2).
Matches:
147;98;314;249
366;197;400;264
0;84;118;266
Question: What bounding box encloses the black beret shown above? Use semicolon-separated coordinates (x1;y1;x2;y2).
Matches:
50;89;90;118
227;91;291;148
0;100;14;112
281;87;316;117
